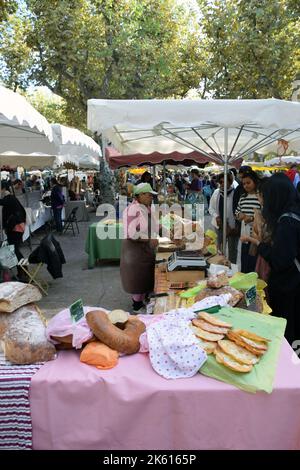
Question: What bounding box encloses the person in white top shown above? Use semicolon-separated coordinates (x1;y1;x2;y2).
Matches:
209;172;239;263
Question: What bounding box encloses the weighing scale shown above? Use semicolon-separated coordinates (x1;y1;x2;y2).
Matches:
167;250;207;272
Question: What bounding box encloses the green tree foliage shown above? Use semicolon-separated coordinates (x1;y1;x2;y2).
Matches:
0;0;202;128
0;0;299;129
25;88;69;126
0;0;17;22
197;0;300;99
0;11;33;90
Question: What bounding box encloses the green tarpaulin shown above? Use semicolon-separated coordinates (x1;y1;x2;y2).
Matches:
200;307;287;394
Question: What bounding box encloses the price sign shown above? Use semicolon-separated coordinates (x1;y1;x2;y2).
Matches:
70;299;84;323
245;286;256;307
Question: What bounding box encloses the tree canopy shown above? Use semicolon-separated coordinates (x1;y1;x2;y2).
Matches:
0;0;299;130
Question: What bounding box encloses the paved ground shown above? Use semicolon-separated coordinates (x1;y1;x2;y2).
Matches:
21;209;132;320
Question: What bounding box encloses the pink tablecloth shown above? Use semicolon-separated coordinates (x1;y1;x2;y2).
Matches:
30;340;300;450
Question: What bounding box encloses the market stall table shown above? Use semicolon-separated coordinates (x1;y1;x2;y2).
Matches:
85;221;123;268
30;341;300;450
65;200;89;222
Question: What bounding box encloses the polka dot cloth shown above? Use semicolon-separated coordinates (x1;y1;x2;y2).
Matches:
147;317;207;379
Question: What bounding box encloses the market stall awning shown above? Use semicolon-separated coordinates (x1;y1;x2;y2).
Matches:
105;145;235;169
52;124;101;168
78;155;99;170
0;85;55;155
264;155;300;167
0;151;56;170
88;98;300;163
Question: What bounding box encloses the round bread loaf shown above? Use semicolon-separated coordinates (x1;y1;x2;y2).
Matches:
86;310;146;355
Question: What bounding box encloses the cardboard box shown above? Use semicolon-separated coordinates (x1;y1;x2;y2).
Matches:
166;269;205;283
206;254;229;265
156;252;171;261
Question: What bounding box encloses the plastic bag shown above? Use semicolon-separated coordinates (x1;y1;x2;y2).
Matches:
229;272;258;291
0;242;18;269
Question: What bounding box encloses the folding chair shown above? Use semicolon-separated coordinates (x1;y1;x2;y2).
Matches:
63;207;80;236
18;258;48;296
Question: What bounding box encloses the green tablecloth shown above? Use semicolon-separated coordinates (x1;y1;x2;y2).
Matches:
85;222;123;268
200;307;287;394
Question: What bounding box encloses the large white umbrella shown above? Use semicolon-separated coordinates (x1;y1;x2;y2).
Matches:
0;85;55;155
87;98;300;253
52;123;101;168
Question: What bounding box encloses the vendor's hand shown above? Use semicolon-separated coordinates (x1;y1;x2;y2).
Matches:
244;215;254;224
149;239;159;249
240;235;250;243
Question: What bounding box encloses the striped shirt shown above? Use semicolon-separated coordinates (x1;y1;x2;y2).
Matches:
235;193;261;237
235;193;261;218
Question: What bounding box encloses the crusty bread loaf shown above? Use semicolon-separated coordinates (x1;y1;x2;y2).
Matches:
227;330;265;356
3;305;56;364
86;309;146;355
207;271;229;289
218;339;259;365
234;329;270;344
214;346;253;373
192;318;229;334
197;312;232;329
107;309;129;330
195;286;243;306
0;313;10;339
190;324;224;342
0;282;42;313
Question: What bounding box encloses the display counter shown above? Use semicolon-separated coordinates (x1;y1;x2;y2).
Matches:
30;343;300;450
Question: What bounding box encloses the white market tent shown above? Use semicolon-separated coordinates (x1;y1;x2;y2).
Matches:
0;151;55;170
87;98;300;252
265;155;300;167
51;123;101;168
78;155;99;170
0;85;55;156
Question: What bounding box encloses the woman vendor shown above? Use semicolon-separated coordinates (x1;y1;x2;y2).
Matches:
120;183;159;314
248;173;300;346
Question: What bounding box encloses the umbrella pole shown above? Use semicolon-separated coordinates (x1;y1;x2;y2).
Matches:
163;161;167;204
152;165;156;190
222;128;228;257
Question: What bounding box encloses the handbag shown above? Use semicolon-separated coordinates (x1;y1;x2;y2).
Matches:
0;242;18;269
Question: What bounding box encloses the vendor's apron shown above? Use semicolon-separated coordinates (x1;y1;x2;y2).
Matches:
120;239;155;294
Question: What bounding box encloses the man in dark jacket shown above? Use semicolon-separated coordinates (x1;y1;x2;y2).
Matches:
51;178;65;233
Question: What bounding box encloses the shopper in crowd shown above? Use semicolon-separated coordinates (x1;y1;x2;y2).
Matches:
136;171;154;188
12;179;25;196
230;167;239;189
202;179;213;213
120;183;158;314
174;174;185;200
235;170;261;273
239;177;271;282
188;169;202;192
50;177;65;234
0;183;27;280
209;172;239;264
247;173;300;346
285;163;300;191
